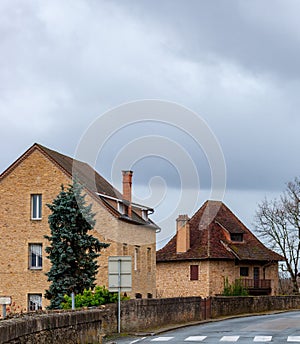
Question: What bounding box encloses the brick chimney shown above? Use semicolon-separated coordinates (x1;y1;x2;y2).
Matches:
122;170;133;217
176;214;190;253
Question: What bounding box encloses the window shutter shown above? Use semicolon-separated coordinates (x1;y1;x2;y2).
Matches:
190;265;199;280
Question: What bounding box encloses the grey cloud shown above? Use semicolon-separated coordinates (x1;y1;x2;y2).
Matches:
115;0;300;80
1;0;300;236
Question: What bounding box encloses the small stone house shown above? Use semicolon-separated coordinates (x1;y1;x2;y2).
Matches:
0;143;159;313
156;200;283;298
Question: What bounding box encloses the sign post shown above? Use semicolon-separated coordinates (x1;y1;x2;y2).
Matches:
0;296;11;319
71;292;75;310
118;259;121;333
108;256;132;333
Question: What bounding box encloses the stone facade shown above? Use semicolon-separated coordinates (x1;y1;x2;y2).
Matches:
156;201;283;298
156;260;279;298
156;261;208;298
0;145;156;315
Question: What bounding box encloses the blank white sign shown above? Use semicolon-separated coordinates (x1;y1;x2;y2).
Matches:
108;256;132;292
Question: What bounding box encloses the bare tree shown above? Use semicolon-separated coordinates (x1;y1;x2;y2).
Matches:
255;178;300;294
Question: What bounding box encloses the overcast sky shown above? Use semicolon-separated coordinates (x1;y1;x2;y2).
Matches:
1;0;300;247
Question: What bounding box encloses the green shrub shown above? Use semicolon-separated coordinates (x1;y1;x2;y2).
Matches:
222;277;248;296
61;285;129;309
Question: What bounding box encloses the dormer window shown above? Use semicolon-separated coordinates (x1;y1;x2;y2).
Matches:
123;204;129;216
230;233;243;242
117;201;129;216
117;201;124;214
142;209;148;221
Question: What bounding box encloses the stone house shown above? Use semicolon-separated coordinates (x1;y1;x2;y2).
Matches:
156;200;283;298
0;143;159;313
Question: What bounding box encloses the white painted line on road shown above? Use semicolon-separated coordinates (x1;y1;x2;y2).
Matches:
253;336;272;342
151;337;174;342
130;338;146;344
220;336;240;342
288;336;300;342
184;336;207;341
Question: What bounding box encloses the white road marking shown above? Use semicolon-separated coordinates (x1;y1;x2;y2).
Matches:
139;334;300;342
130;338;146;344
151;337;174;342
220;336;240;342
184;336;207;341
253;336;272;342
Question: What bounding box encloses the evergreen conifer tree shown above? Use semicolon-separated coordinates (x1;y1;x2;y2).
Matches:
45;181;109;309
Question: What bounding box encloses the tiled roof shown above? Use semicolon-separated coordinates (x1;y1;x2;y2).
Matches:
1;143;158;229
156;200;284;262
36;144;122;199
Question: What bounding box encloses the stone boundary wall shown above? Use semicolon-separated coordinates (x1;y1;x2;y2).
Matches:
120;297;201;332
1;296;300;343
0;307;116;344
211;295;300;318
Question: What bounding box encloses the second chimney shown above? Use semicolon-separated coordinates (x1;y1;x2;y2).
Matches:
122;170;133;217
176;214;190;253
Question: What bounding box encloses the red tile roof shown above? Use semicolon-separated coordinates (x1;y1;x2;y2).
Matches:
156;200;284;262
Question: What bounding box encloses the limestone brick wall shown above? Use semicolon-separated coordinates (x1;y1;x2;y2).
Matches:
210;261;280;296
156;260;236;298
157;260;280;297
0;150;70;314
156;261;210;298
263;263;280;295
209;260;235;295
80;193;157;299
0;148;156;315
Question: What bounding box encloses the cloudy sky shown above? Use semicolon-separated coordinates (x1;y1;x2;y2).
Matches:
1;0;300;247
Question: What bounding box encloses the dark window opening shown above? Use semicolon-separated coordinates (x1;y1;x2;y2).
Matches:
123;204;129;215
190;265;199;281
135;293;142;299
240;267;249;277
230;233;243;242
122;243;128;255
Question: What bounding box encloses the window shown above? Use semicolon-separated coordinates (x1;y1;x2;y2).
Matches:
31;194;42;219
117;201;124;214
240;267;249;277
134;246;140;271
142;209;148;221
147;247;152;272
28;294;42;311
122;243;128;255
117;201;128;215
29;244;42;269
190;265;199;281
123;204;129;215
230;233;243;242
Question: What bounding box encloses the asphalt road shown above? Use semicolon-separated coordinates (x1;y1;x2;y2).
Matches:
107;311;300;343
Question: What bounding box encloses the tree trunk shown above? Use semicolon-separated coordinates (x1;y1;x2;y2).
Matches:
289;270;299;294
